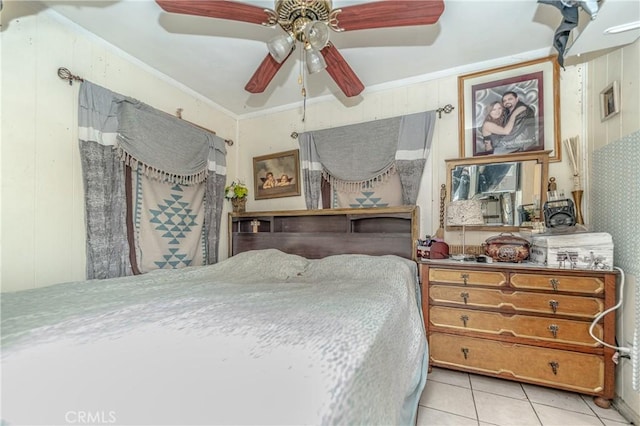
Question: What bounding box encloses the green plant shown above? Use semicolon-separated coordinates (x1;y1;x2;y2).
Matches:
224;181;248;200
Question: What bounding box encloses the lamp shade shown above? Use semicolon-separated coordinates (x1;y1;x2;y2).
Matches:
305;46;327;74
267;33;295;63
304;21;330;50
446;200;485;226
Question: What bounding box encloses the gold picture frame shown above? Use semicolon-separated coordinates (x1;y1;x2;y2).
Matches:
253;149;301;200
458;56;561;162
600;81;620;120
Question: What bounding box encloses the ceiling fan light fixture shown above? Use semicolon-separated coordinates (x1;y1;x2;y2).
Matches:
305;46;327;74
267;33;295;63
304;21;330;50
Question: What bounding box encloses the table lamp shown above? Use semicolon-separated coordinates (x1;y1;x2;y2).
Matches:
446;199;485;261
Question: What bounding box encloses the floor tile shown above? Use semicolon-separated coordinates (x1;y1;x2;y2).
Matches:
416;406;478;426
601;419;633;426
419;380;477;419
581;395;631;424
532;403;603;426
422;369;634;426
474;390;541;426
522;383;592;414
470;374;527;400
428;367;471;388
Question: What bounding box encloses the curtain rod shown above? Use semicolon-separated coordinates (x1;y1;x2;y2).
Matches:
175;109;233;146
436;104;455;119
289;105;456;139
57;67;233;146
57;67;84;85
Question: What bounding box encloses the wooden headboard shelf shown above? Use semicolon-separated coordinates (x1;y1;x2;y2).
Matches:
229;206;419;260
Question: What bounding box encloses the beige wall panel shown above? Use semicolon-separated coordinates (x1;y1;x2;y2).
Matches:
2;13;38;290
1;3;237;290
621;42;640;137
585;39;639;423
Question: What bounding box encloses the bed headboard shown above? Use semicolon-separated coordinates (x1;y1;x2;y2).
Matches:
229;206;419;260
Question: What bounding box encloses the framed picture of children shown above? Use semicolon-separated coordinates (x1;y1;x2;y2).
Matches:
253;149;301;200
458;56;561;162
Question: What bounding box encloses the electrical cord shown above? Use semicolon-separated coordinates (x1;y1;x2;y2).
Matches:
589;267;630;352
588;266;638;391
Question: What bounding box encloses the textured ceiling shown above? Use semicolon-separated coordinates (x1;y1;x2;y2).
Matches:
27;0;640;117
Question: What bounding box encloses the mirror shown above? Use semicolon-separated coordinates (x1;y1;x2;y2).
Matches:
445;151;549;231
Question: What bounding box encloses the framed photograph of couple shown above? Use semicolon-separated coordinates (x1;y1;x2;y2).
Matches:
458;56;561;162
253;149;301;200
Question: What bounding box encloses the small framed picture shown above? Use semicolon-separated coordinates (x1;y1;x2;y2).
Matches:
600;81;620;121
253;149;301;200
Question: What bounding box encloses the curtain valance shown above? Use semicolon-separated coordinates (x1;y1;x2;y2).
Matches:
117;100;213;185
299;111;436;208
312;116;400;187
79;82;227;185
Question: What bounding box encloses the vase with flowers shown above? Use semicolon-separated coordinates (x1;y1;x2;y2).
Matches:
225;181;249;213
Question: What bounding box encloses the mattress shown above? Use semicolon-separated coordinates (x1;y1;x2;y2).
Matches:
1;249;427;425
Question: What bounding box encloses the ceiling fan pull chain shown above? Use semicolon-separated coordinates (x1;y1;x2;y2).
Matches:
299;45;307;122
302;88;307;122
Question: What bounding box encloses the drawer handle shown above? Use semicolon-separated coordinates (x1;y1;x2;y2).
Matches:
460;315;469;327
549;278;559;291
549;361;559;375
548;324;559;338
549;300;559;313
461;348;469;360
460;273;469;285
460;292;469;304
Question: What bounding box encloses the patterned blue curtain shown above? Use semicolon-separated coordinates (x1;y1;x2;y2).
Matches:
78;81;226;279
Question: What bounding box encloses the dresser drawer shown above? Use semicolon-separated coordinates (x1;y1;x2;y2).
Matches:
429;306;603;347
429;285;604;319
430;332;605;394
510;273;605;295
428;268;507;287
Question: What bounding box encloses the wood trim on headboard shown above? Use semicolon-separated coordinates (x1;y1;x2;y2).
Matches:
229;206;419;260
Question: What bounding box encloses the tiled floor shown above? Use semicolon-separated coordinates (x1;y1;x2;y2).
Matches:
418;367;632;426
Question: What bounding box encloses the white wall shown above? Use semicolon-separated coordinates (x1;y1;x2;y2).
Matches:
585;39;640;423
0;3;587;292
0;2;238;291
237;45;640;420
1;0;637;420
237;76;459;238
236;64;585;248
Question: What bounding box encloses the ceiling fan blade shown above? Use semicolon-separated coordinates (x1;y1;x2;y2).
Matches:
156;0;270;25
245;52;291;94
336;0;445;31
321;43;364;98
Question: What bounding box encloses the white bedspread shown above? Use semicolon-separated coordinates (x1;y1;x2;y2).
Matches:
1;250;427;425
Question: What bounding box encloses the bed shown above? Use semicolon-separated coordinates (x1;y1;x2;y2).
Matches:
2;207;427;425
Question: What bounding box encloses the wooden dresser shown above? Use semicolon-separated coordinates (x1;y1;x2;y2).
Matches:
419;260;618;408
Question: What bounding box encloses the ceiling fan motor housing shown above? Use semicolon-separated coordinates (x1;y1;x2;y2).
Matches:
275;0;333;41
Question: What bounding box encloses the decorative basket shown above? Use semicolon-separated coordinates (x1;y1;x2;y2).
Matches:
483;233;530;263
231;197;247;213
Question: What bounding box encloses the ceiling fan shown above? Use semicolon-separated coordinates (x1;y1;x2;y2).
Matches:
156;0;445;98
